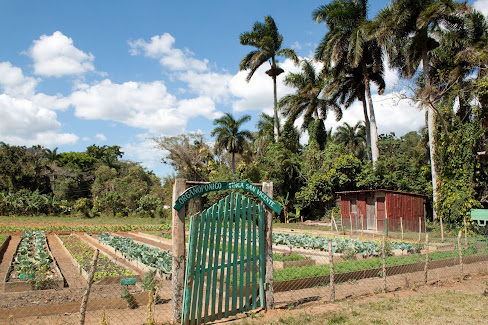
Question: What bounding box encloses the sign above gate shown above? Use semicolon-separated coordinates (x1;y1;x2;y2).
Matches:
173;181;282;214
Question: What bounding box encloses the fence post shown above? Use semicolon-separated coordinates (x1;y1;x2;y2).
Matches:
458;230;464;279
262;182;274;310
382;236;387;293
360;210;364;237
349;214;353;237
330;212;334;232
79;249;99;325
418;217;422;242
400;217;404;241
424;234;429;285
329;241;335;302
172;178;187;324
440;217;444;242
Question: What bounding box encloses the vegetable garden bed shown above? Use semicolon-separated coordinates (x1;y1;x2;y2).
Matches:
0;234;11;262
4;231;64;292
86;233;172;279
56;234;138;285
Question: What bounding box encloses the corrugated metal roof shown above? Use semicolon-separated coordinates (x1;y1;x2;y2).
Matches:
336;189;428;198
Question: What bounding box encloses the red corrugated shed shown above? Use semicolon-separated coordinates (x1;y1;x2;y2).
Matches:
337;190;427;233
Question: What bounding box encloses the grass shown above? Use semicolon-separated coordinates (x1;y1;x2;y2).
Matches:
243;290;488;324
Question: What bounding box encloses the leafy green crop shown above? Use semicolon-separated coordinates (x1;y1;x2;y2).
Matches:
0;224;171;233
14;231;53;278
272;233;421;256
97;233;172;275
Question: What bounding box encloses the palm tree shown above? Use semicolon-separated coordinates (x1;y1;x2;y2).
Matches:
313;0;384;165
254;112;277;156
211;113;252;174
334;121;366;158
372;0;467;220
325;64;385;161
278;59;342;132
239;15;299;141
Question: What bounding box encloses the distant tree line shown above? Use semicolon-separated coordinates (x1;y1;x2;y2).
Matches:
0;143;167;218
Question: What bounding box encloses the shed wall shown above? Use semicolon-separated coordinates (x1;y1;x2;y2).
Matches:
340;191;426;233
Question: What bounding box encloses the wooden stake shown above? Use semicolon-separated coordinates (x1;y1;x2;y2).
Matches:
79;249;99;325
458;231;464;279
263;182;275;310
382;236;387;293
440;217;444;243
330;211;334;232
424;234;429;285
349;214;353;237
418;217;422;242
329;241;335;302
400;217;404;241
359;213;364;237
332;214;339;233
464;217;468;249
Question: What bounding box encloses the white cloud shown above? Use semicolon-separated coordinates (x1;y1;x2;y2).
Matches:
129;33;208;72
122;135;163;172
474;0;488;17
324;92;425;137
177;70;233;102
95;133;107;141
28;31;95;77
229;58;303;113
70;79;221;135
0;94;78;146
0;62;38;97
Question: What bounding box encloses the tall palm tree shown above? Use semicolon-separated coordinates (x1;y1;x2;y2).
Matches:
313;0;384;165
372;0;467;220
211;113;252;174
278;59;342;132
239;15;299;141
325;63;385;161
254;112;277;156
334;121;366;158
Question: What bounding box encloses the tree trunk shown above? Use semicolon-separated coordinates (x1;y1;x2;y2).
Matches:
362;98;372;161
231;152;235;175
361;61;379;166
273;75;280;142
422;48;439;221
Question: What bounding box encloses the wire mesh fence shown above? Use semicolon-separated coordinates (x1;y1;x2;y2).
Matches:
0;220;487;324
0;231;174;325
272;221;488;308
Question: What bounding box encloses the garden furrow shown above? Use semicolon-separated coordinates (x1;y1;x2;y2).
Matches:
46;234;86;288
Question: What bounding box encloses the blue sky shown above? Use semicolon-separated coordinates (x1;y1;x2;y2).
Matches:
0;0;486;179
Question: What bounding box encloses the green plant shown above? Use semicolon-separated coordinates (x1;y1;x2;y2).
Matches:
121;287;138;309
142;270;157;293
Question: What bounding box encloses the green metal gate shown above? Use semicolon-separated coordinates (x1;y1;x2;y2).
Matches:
181;193;266;325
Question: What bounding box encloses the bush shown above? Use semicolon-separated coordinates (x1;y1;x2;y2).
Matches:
73;198;93;218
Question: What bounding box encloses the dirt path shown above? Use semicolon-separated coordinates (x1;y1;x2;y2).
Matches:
0;236;20;290
47;234;87;288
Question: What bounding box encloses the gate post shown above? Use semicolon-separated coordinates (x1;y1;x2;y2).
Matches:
262;182;274;310
172;178;187;324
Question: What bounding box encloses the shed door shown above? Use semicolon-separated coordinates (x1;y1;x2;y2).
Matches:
366;198;376;230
